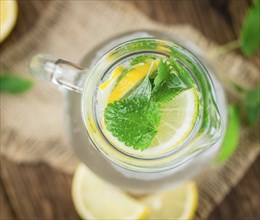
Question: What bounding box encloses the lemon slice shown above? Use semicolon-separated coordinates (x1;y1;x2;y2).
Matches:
108;60;158;104
0;0;18;43
141;182;198;220
150;88;199;152
72;163;149;220
99;66;125;90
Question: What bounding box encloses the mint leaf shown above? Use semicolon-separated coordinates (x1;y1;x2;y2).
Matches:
104;97;161;150
217;105;240;162
153;60;170;91
127;77;152;99
130;55;156;66
0;75;33;94
240;1;260;56
152;73;187;103
151;58;190;103
169;58;193;87
244;85;260;125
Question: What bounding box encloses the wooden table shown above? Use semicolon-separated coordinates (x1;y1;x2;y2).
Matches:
1;1;259;219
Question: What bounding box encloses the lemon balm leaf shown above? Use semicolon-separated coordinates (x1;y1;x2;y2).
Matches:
169;58;194;87
127;77;152;99
152;59;189;103
153;60;170;91
0;74;33;94
217;105;240;162
152;74;187;103
105;97;161;150
240;1;260;56
244;85;260;125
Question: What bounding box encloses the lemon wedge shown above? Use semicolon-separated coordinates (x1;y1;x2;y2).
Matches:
99;66;125;90
72;163;199;220
150;88;199;150
141;181;198;220
0;0;18;43
72;163;149;220
107;60;158;104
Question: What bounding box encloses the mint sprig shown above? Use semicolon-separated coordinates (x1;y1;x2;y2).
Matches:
208;1;260;57
151;59;188;103
105;97;161;150
153;60;170;90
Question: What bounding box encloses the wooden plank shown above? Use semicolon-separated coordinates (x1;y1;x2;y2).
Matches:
133;0;250;43
1;157;80;220
209;156;260;220
0;180;15;220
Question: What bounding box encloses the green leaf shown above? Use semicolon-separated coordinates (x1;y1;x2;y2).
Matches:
168;58;193;87
240;1;260;56
217;105;240;162
153;59;170;91
151;58;191;103
127;77;152;99
104;97;161;150
130;55;156;66
244;85;260;125
0;75;33;94
230;80;246;94
152;74;187;103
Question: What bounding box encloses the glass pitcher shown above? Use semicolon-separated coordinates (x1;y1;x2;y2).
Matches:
29;31;226;194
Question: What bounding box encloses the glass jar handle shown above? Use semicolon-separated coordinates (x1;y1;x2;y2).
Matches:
29;54;87;93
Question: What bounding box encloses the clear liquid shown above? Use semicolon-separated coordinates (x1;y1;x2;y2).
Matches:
96;54;200;158
66;31;226;193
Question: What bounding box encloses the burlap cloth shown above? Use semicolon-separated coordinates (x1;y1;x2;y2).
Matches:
0;1;259;219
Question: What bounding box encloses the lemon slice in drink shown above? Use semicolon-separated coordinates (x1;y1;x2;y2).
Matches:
107;60;158;104
0;0;18;43
141;182;198;219
72;163;149;220
99;66;125;90
149;88;199;153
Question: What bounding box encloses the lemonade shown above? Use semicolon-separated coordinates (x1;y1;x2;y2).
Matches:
30;35;225;193
98;54;200;157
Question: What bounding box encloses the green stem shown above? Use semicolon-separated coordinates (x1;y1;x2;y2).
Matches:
207;40;240;58
206;40;248;94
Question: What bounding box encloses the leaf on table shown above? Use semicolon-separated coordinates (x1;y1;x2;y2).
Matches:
244;85;260;126
217;105;240;162
104;97;161;151
0;74;33;94
240;1;260;56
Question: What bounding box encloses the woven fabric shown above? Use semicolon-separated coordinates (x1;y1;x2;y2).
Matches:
0;2;259;219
